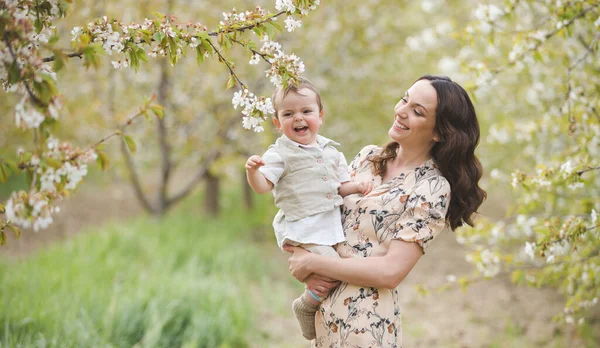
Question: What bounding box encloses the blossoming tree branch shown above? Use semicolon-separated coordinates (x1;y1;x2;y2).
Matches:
414;0;599;325
0;0;319;243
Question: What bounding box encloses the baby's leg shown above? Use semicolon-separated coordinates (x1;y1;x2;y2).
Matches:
292;244;340;340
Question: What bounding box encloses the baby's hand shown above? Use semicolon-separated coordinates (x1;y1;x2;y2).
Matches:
357;181;373;195
245;155;265;171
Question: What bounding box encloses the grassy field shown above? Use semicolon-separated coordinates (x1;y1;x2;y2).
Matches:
0;192;295;347
1;185;598;348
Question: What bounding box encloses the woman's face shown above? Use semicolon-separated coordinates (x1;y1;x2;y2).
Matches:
389;79;439;150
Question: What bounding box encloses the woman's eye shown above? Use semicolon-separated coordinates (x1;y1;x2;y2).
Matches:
401;97;407;103
414;110;422;116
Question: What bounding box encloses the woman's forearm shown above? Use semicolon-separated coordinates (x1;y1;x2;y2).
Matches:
308;240;422;289
309;254;391;288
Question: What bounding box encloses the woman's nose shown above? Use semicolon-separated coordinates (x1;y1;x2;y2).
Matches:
395;108;408;119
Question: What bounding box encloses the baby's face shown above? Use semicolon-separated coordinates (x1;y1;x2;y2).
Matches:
273;88;323;146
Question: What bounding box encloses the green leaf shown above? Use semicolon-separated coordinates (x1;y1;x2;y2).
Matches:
45;157;63;169
267;20;283;32
53;50;66;72
34;18;43;33
3;159;18;174
137;47;148;63
226;74;236;90
196;47;205;64
0;165;7;183
8;224;21;239
152;12;166;20
96;151;110;171
153;31;166;44
150;105;164;119
511;270;524;284
123;135;137;154
8;61;20;84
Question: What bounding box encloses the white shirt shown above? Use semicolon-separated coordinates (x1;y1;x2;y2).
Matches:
259;136;350;249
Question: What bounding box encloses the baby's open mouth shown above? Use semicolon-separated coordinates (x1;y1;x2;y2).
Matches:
294;126;308;132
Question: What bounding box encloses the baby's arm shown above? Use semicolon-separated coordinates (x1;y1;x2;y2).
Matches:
245;155;274;194
339;180;373;197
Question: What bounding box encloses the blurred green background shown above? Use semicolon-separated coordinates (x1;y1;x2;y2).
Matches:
1;0;599;347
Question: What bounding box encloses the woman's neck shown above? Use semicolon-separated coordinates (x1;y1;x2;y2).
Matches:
384;145;432;180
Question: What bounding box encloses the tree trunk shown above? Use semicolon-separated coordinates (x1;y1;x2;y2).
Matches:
204;172;220;216
242;170;254;210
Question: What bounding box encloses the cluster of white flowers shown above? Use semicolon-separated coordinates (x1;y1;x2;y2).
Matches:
232;89;275;132
473;4;504;33
80;17;126;55
15;96;45;128
267;52;305;87
546;241;570;263
220;7;267;25
5;136;97;231
275;0;296;13
284;17;302;32
524;241;536;260
259;35;282;55
486;124;510;144
14;91;62;129
254;35;305;87
4;191;58;232
467;249;501;277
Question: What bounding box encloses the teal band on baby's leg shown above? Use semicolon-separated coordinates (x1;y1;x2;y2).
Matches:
307;289;322;302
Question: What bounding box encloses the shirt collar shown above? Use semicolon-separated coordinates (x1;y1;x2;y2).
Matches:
279;134;340;149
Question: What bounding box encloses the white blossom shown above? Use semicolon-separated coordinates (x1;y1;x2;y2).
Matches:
275;0;295;12
284;17;302;32
249;54;260;65
524;241;535;260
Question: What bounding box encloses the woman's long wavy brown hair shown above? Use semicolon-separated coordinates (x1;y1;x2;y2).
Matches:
370;75;486;231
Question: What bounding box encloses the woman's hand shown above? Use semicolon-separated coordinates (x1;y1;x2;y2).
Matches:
305;274;340;298
283;245;314;282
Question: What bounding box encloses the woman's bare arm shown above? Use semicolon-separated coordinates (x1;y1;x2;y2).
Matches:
286;240;423;289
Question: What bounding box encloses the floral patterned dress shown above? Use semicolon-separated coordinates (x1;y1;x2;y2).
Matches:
313;145;451;348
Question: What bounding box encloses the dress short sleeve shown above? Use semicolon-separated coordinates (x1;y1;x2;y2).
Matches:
392;175;451;252
348;145;380;180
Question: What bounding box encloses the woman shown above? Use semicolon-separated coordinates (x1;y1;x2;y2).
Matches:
284;75;487;347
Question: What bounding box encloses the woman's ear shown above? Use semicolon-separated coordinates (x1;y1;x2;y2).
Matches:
433;133;441;142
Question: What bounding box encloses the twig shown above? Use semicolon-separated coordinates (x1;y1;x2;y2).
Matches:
206;38;246;89
577;166;600;176
208;11;286;36
41;52;83;62
69;101;152;162
569;31;600;70
230;37;272;64
3;31;46;107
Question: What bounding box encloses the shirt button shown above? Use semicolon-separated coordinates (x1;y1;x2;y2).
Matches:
322;176;328;181
327;193;333;199
317;158;323;163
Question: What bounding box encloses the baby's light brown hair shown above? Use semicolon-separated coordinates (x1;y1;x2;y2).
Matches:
272;77;323;117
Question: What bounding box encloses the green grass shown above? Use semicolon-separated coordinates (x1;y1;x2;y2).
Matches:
0;193;283;347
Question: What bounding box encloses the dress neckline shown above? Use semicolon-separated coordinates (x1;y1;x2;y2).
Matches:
380;158;434;185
